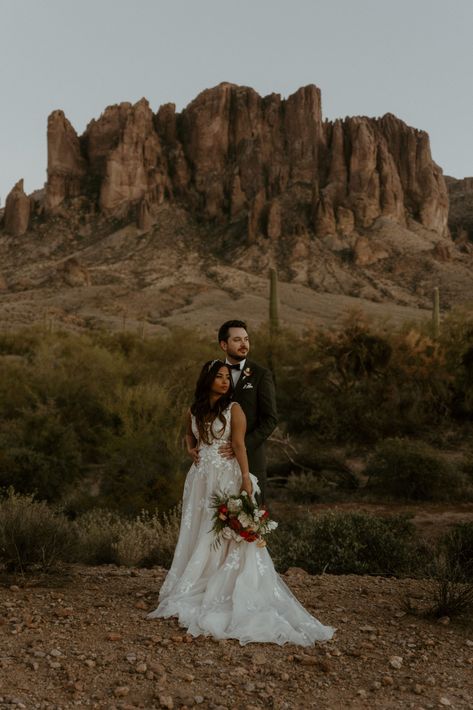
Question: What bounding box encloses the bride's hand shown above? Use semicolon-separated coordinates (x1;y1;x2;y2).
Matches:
240;477;253;497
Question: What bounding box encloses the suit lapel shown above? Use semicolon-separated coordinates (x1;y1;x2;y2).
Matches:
234;359;255;394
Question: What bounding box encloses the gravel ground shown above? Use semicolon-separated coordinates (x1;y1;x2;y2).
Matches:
0;565;472;709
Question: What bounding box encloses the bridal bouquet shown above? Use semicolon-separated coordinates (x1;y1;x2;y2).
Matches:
209;491;278;547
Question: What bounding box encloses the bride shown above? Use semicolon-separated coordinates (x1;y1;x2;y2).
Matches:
148;359;335;646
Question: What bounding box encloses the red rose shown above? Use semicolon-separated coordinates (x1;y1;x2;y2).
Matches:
230;518;242;531
219;505;228;514
239;529;258;542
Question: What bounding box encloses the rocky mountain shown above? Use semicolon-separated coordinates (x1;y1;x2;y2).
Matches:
446;176;473;247
0;83;472;334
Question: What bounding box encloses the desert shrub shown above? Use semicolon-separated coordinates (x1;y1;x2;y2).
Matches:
432;307;473;420
441;522;473;581
284;465;358;502
1;318;471;511
365;438;470;501
0;358;35;416
73;509;125;565
0;327;212;510
0;489;74;572
0;401;83;500
331;331;393;378
285;472;330;503
0;328;44;359
269;510;426;576
74;505;181;567
405;553;473;619
32;335;128;454
99;383;186;513
111;506;181;568
271;319;454;444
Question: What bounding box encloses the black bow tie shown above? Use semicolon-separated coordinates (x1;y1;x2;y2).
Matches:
229;363;242;370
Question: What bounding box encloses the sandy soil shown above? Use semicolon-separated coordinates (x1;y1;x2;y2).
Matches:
1;565;472;709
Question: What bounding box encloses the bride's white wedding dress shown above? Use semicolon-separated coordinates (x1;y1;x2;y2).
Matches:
148;403;335;646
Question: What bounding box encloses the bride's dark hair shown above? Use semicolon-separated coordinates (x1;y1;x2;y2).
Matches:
191;360;234;445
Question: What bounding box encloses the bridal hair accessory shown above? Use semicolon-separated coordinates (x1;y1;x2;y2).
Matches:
210;490;278;548
207;359;223;372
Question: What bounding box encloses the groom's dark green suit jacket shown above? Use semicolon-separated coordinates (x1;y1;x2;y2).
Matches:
232;359;278;489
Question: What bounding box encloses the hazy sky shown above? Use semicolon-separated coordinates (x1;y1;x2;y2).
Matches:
1;0;472;205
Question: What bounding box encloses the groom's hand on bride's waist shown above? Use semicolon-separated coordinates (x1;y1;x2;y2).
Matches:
188;447;200;465
218;442;235;460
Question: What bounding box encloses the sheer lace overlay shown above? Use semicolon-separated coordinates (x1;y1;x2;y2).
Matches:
148;403;335;646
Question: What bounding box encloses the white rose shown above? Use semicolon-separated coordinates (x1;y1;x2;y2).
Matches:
227;498;242;513
237;512;255;529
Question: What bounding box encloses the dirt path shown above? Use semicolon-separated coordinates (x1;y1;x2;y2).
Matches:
1;565;472;709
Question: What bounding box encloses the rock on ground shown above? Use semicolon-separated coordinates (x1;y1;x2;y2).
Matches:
0;565;472;709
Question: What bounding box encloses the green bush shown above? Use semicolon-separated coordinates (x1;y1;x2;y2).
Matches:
268;320;454;444
99;383;186;514
0;489;74;572
417;517;473;619
73;509;125;565
1;317;473;513
269;510;426;576
365;438;470;501
285;472;329;503
408;552;473;619
0;401;83;500
441;522;473;580
73;505;181;568
0;327;210;512
111;506;181;568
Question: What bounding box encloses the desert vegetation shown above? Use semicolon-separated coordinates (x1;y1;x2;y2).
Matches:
1;488;473;619
0;310;473;512
1;312;473;614
0;313;473;506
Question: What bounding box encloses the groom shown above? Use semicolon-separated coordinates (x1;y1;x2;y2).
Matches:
218;320;278;502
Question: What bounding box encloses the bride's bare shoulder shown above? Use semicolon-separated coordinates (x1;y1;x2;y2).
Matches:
229;401;245;419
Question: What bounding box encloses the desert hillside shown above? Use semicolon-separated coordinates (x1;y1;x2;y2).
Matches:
0;83;472;334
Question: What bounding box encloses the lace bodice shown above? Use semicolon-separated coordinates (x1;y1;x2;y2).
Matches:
191;403;234;446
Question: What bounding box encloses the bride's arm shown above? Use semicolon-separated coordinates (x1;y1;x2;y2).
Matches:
185;409;199;465
230;404;252;496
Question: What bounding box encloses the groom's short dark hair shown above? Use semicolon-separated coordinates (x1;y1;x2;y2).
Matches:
218;320;248;343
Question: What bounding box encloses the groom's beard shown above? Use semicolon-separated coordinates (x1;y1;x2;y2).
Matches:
227;350;248;362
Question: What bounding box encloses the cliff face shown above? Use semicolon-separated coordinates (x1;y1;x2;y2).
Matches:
446;176;473;249
4;179;31;236
39;83;448;240
3;82;469;336
45;110;87;212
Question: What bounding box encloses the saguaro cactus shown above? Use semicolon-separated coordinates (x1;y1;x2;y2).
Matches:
432;287;440;339
269;267;279;336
